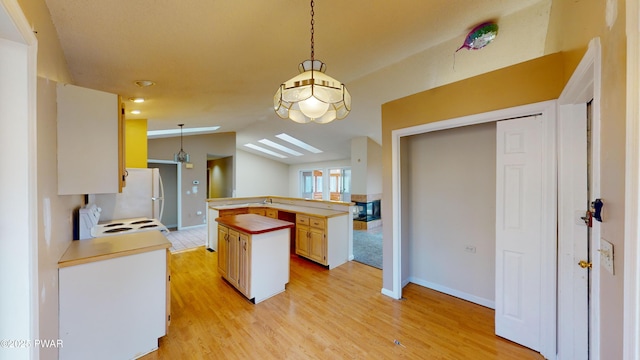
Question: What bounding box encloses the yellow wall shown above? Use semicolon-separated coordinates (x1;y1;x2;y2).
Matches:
125;119;148;168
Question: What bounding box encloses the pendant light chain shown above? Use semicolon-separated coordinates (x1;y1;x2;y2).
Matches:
310;0;315;61
179;123;184;150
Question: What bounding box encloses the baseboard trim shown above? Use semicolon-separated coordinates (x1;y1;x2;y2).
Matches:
407;277;495;309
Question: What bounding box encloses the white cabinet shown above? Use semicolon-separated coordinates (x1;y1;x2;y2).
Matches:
59;249;169;360
57;83;125;195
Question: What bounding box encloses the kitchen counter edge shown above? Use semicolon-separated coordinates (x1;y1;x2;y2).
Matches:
58;231;171;268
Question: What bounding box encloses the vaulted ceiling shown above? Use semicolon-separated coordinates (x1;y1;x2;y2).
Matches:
44;0;552;164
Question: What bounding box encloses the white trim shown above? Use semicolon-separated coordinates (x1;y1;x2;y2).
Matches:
389;100;557;358
557;37;602;360
0;1;38;359
624;1;640;358
407;277;495;309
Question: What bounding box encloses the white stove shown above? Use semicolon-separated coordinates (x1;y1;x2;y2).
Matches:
78;203;169;239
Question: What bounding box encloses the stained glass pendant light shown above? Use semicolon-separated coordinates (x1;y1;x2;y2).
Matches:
274;0;351;124
174;124;190;163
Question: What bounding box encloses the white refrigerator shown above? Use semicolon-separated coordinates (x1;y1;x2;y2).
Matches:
93;168;164;222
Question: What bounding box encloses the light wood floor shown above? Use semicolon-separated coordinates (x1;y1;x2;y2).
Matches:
141;247;544;360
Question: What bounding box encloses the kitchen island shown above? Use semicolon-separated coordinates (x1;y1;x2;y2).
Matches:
58;231;171;360
207;196;354;269
216;214;294;303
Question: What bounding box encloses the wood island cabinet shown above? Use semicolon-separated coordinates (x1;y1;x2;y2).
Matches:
216;214;292;303
296;214;327;265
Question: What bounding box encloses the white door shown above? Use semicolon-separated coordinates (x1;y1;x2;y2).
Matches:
558;103;590;359
495;115;544;351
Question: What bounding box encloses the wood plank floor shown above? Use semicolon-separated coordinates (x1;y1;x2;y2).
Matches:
141;247;544;360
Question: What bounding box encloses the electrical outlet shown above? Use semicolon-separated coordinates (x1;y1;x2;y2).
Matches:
464;245;476;253
599;238;614;274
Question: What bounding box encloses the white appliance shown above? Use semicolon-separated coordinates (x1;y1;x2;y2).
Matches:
93;168;165;222
77;168;168;240
78;203;169;239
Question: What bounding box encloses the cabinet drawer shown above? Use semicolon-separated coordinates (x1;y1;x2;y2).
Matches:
310;217;325;229
296;215;310;226
265;209;278;219
220;208;248;217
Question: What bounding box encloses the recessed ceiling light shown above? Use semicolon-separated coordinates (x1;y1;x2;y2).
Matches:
244;144;287;158
134;80;155;87
128;97;145;103
130;110;141;115
275;133;323;153
258;139;303;156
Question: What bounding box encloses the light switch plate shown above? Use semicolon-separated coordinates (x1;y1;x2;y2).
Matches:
600;238;614;274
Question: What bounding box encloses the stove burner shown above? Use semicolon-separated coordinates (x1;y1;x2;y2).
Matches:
104;223;125;227
139;224;158;229
104;227;133;233
130;219;154;225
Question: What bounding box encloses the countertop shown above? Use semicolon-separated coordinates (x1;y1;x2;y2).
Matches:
216;213;295;234
58;230;171;268
210;202;348;218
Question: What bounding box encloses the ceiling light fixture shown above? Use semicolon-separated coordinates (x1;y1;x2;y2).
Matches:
274;0;351;124
173;124;190;163
134;80;155;88
129;97;145;103
130;110;141;115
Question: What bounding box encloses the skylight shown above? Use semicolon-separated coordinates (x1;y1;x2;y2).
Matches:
275;133;323;153
244;144;287;158
258;139;303;156
147;126;221;138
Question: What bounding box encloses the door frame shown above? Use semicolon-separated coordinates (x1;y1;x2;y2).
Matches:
624;0;640;357
557;38;602;359
0;0;39;358
388;99;558;359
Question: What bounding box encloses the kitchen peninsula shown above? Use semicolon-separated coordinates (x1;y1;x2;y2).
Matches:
58;231;171;360
207;196;354;269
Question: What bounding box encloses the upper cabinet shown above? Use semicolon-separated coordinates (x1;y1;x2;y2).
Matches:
57;83;125;195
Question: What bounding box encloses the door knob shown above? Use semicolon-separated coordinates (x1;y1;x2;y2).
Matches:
578;260;592;269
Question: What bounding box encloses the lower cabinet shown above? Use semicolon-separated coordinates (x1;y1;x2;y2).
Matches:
59;249;169;360
217;224;289;303
296;214;327;265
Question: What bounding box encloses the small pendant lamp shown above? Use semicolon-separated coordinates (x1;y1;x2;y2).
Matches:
274;0;351;124
174;124;190;163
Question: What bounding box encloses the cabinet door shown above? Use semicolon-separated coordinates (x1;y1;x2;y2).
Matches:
296;225;310;257
265;209;278;219
56;83;121;195
217;226;228;278
308;227;326;264
237;232;251;297
248;208;267;216
227;229;239;285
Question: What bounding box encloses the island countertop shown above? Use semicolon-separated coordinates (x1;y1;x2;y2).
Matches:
215;213;294;234
58;230;171;268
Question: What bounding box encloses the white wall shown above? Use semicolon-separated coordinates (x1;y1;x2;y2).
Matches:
288;159;351;198
235;149;289;197
405;122;496;306
37;78;84;359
